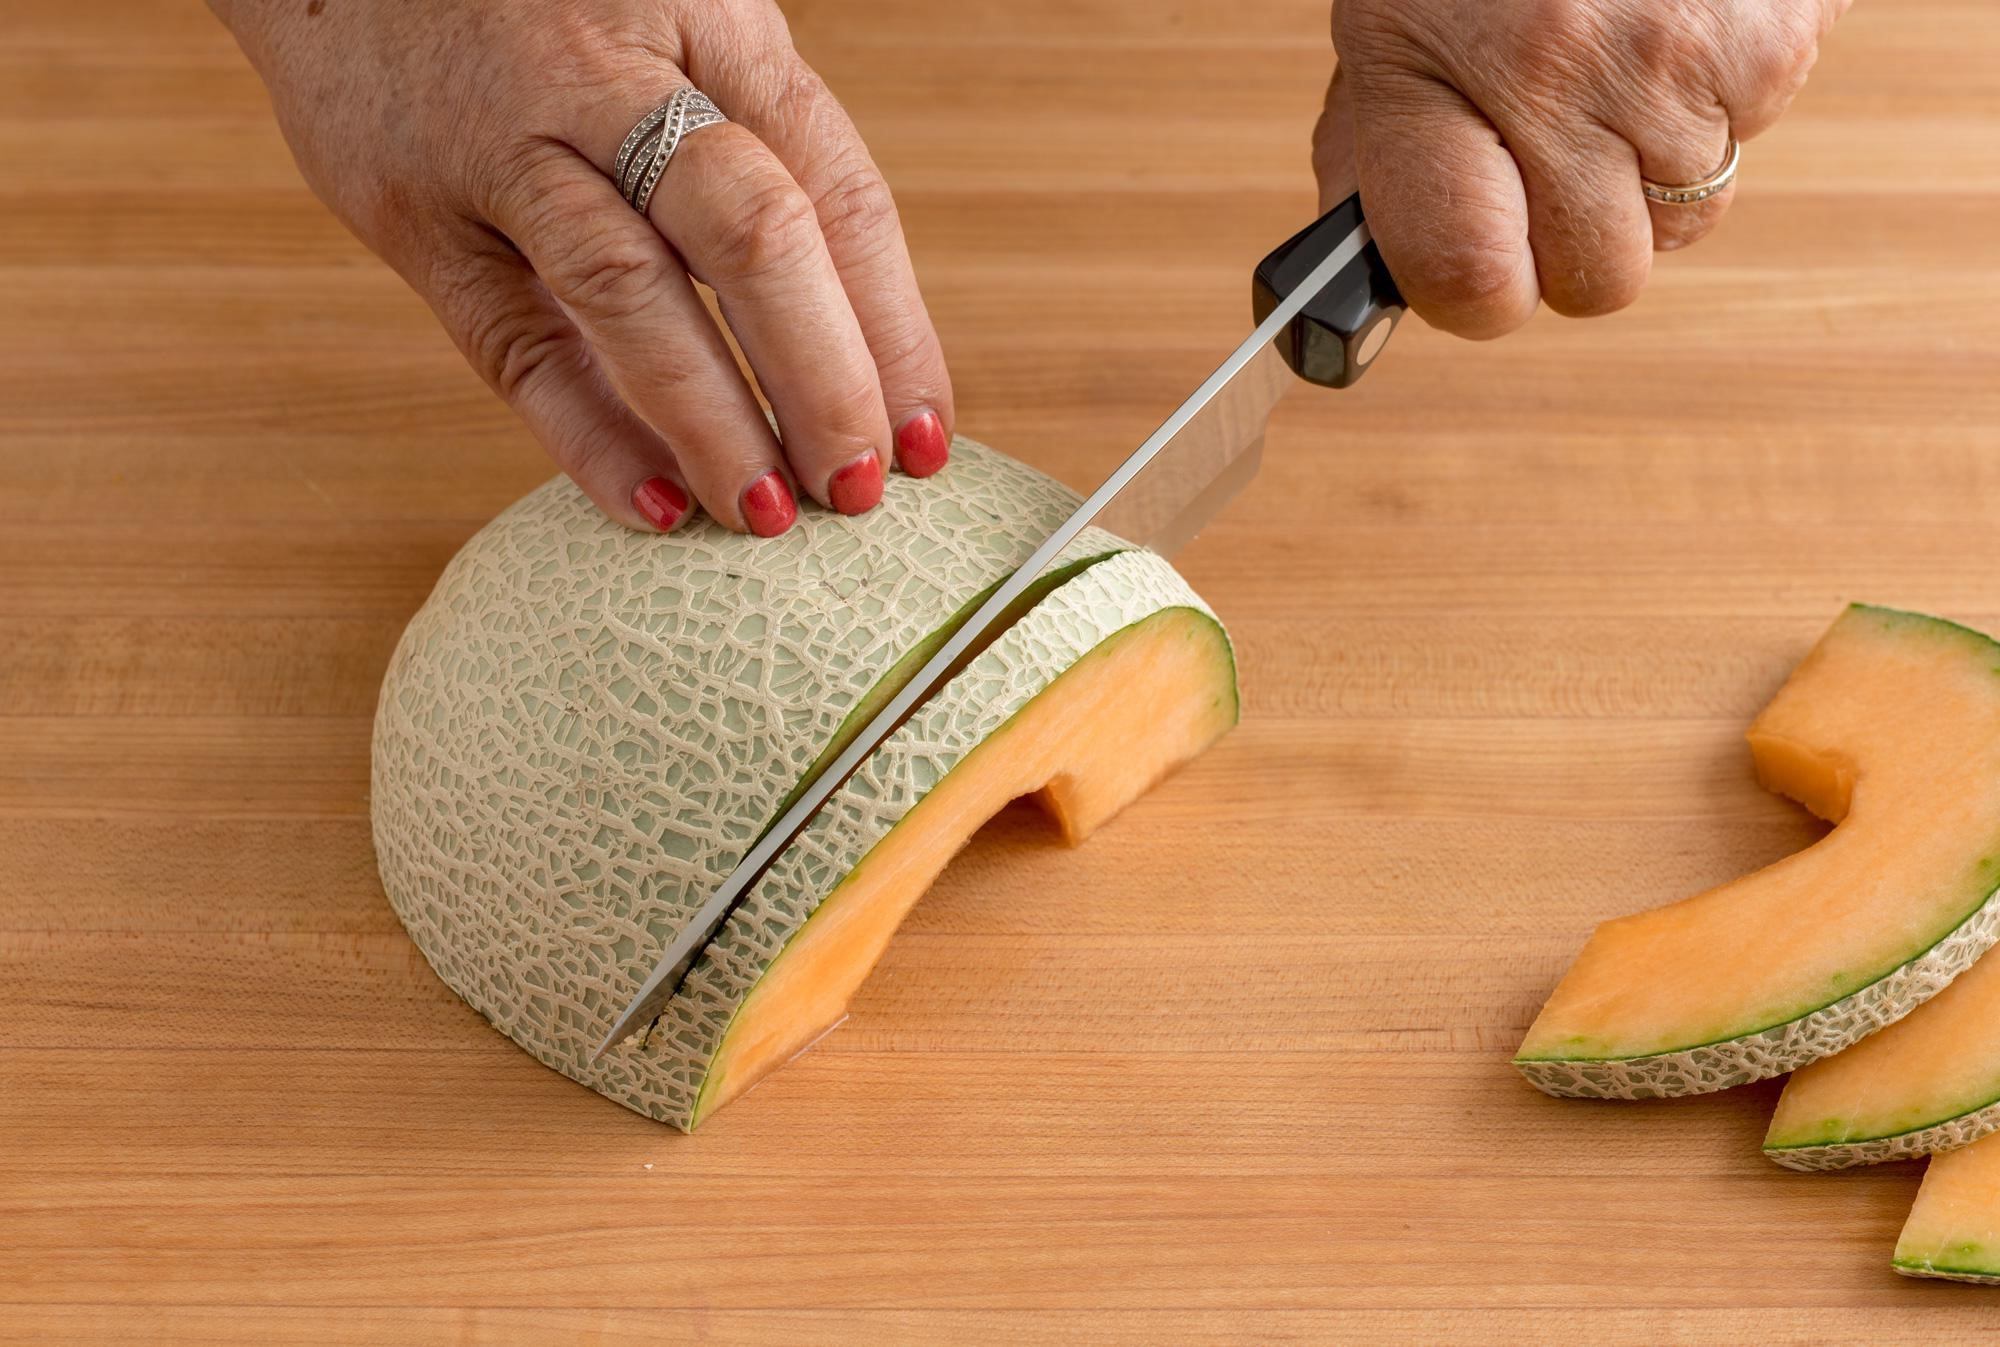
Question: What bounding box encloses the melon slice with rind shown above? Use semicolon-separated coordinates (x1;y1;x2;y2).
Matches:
629;548;1236;1128
1767;937;2000;1170
373;439;1124;1099
1517;605;2000;1100
1896;1131;2000;1283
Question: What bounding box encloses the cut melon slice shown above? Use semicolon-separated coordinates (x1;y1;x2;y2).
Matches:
371;439;1236;1127
1896;1131;2000;1283
634;549;1235;1127
1767;939;2000;1169
1517;605;2000;1100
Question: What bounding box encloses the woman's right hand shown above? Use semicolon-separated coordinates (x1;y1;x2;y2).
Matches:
1313;0;1846;339
211;0;956;536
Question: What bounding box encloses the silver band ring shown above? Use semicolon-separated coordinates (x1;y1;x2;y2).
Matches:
1641;138;1741;206
614;87;728;215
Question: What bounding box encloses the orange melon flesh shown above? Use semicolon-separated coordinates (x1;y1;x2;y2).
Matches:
1517;606;2000;1096
1897;1131;2000;1282
1767;937;2000;1163
692;607;1235;1124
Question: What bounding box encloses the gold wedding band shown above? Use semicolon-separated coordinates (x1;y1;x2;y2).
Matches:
1641;139;1741;206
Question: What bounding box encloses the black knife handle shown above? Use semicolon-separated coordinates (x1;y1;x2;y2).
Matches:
1253;192;1405;390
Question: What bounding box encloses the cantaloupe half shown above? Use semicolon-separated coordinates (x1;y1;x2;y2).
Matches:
1767;940;2000;1169
1517;606;2000;1099
371;439;1237;1129
1896;1131;2000;1283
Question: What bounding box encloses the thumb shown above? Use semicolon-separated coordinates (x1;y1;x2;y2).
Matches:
1311;65;1361;210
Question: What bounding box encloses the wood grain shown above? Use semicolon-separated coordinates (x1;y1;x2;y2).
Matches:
3;0;1997;1340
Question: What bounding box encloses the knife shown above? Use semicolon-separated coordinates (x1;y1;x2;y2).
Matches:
592;191;1406;1059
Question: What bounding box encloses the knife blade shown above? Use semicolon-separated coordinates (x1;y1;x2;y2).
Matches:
592;193;1403;1060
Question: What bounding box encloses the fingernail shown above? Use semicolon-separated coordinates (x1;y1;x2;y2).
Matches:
895;409;950;478
741;470;798;537
828;451;885;516
631;476;690;531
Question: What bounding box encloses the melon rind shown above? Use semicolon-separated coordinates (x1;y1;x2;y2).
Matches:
1767;1097;2000;1172
371;439;1125;1103
1893;1263;2000;1285
614;548;1230;1128
1894;1134;2000;1283
1515;892;2000;1100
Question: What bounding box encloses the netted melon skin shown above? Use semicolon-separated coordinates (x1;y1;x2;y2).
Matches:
371;439;1121;1107
621;549;1230;1127
1766;1098;2000;1171
1516;888;2000;1100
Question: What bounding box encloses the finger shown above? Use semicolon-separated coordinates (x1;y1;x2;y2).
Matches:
644;118;892;513
484;145;798;536
426;234;695;533
716;59;956;479
1502;116;1653;317
1712;0;1833;143
1630;110;1736;253
1344;66;1539;340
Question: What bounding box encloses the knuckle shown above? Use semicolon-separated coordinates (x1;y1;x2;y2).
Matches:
767;59;834;130
1741;3;1822;100
540;13;679;96
1652;207;1722;253
549;233;669;323
712;176;821;281
1543;259;1646;318
1621;8;1716;85
1527;0;1594;39
487;317;574;403
1499;0;1599;85
485;139;578;232
1405;231;1533;333
815;373;888;443
813;163;900;256
867;309;942;384
429;256;572;400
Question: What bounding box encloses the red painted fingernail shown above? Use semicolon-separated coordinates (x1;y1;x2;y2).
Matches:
741;470;797;537
631;476;689;531
828;451;885;516
895;409;949;478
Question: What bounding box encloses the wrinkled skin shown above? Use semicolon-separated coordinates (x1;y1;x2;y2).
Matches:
212;0;1847;533
212;0;952;534
1313;0;1850;337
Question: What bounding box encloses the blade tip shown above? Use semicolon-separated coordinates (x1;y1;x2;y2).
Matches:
590;1017;637;1063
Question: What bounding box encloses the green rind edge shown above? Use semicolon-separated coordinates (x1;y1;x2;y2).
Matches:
1516;876;2000;1067
1893;1259;2000;1285
1765;1090;2000;1169
1515;881;2000;1100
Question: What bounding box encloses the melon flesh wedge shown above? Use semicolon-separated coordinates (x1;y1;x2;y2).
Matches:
632;549;1235;1127
1767;937;2000;1169
1517;606;2000;1099
1897;1131;2000;1283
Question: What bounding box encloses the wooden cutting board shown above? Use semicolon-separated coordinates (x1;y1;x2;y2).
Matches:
3;0;1997;1340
